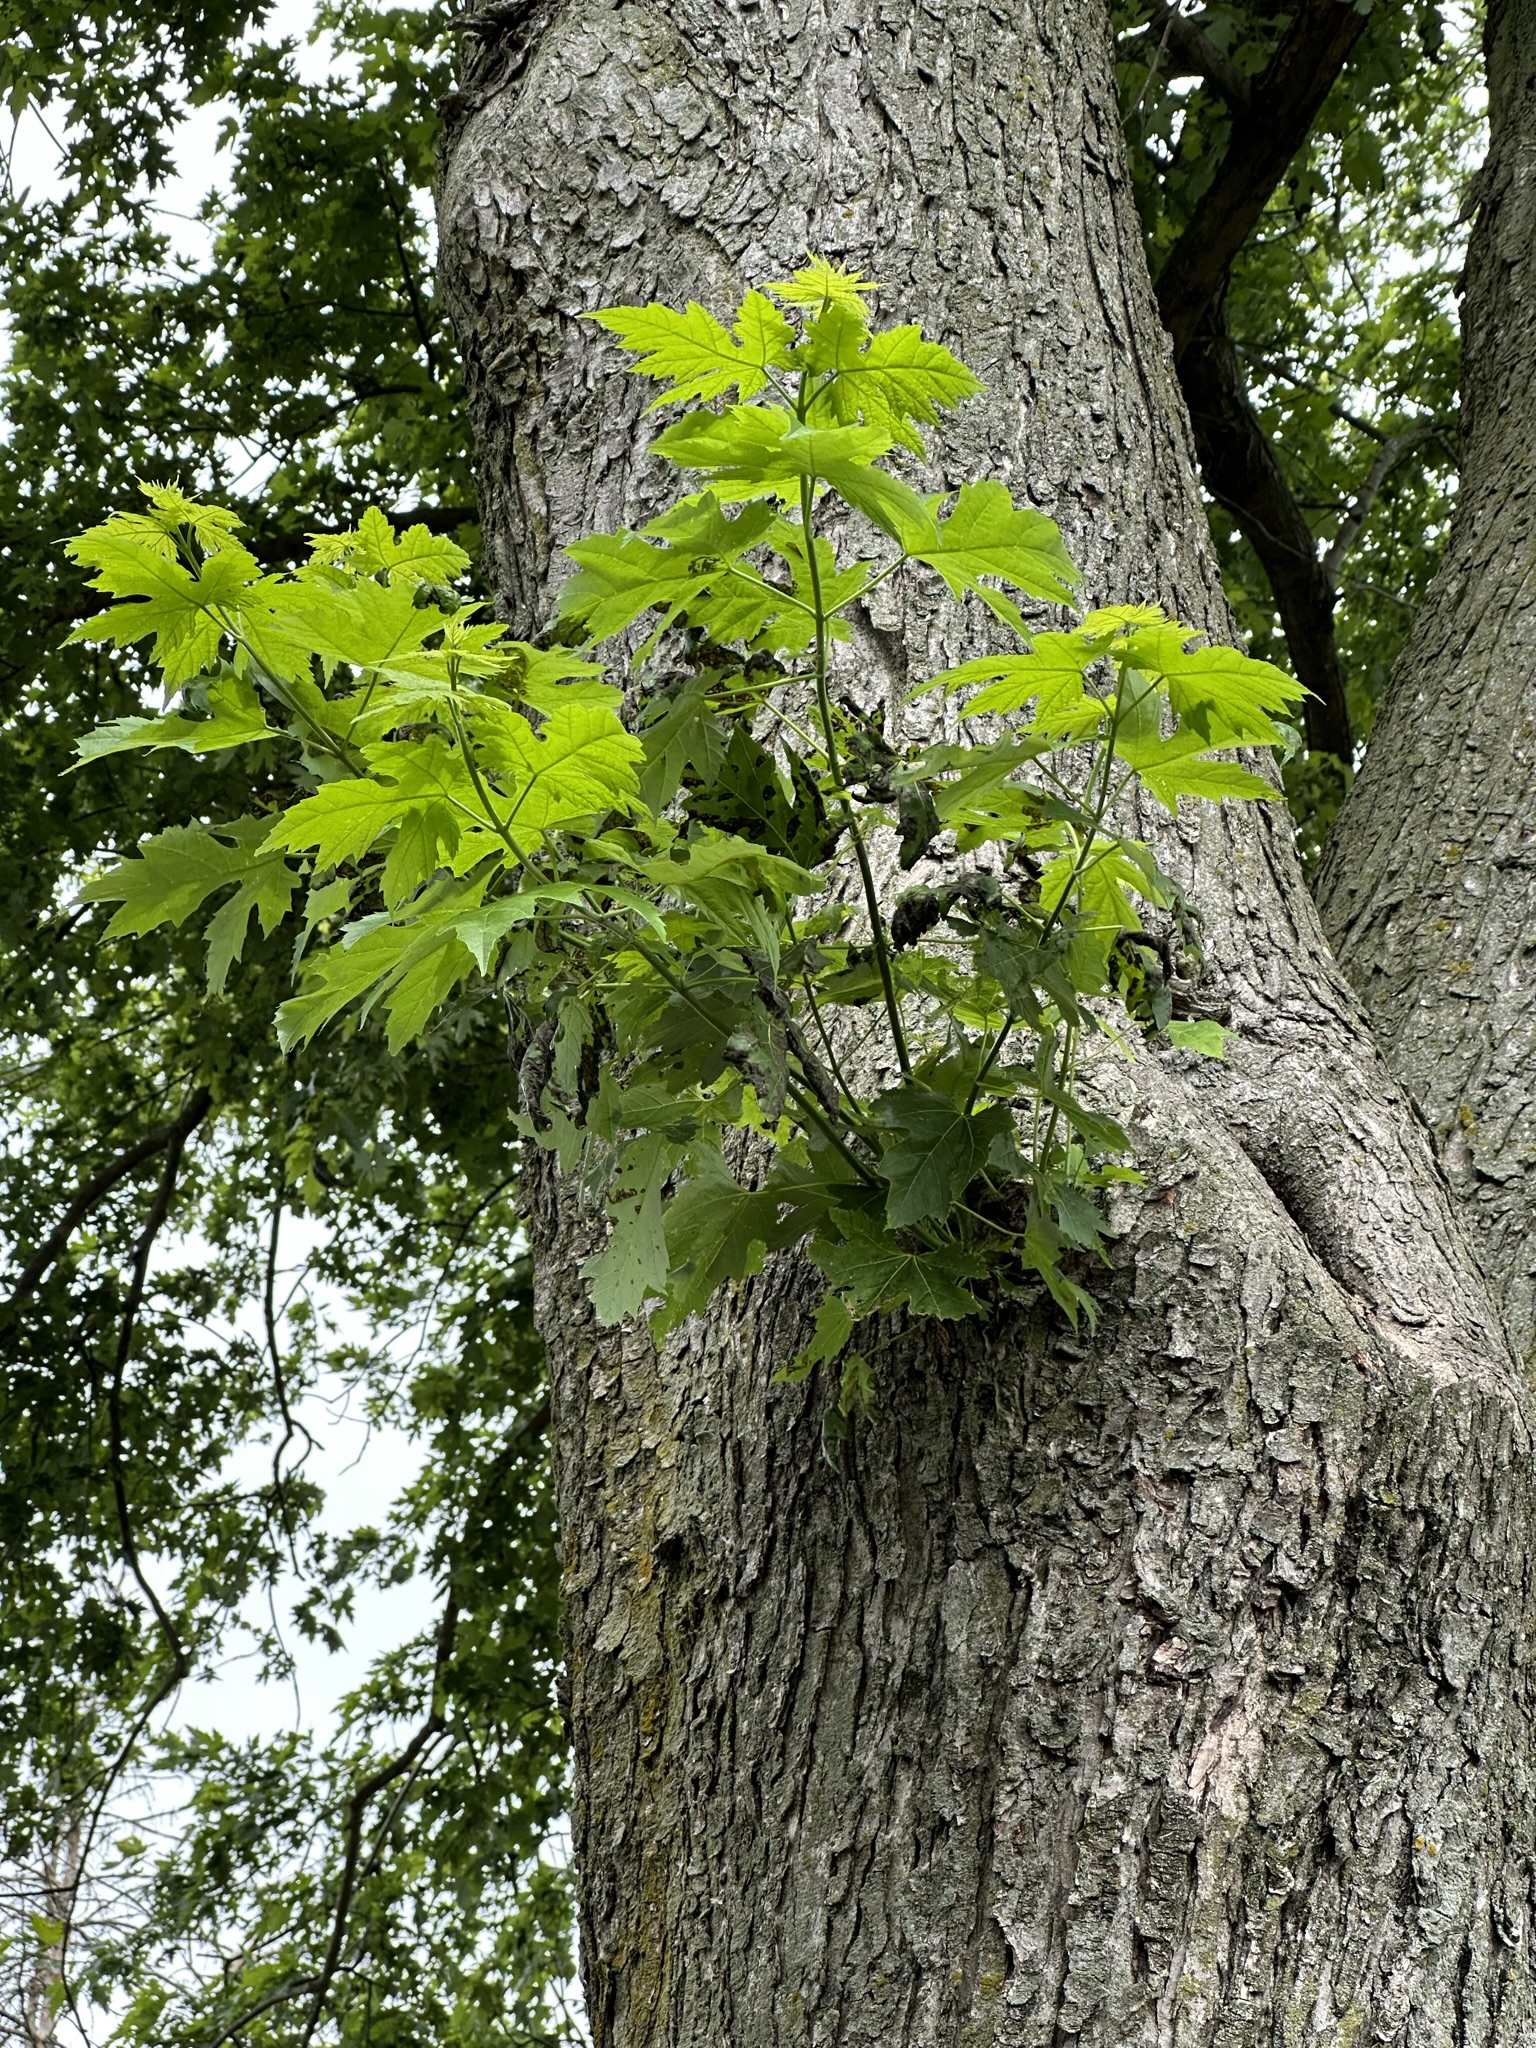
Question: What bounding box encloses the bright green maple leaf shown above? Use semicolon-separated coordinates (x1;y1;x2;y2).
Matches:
1113;727;1279;810
79;818;299;990
1120;626;1302;744
510;645;619;712
259;575;436;675
651;406;926;541
487;703;644;837
651;405;892;481
275;921;416;1049
75;673;276;762
1077;603;1168;636
588;290;794;406
66;535;263;684
1142;756;1278;807
380;937;479;1047
805;305;983;452
1039;843;1164;987
451;881;666;975
100;482;247;561
203;850;304;992
264;736;482;875
1166;1020;1234;1057
906;482;1078;621
636;831;821;928
767;254;880;318
946;634;1103;736
306;505;471;585
559;532;715;645
276;889;485;1051
560;497;776;646
642;493;778;557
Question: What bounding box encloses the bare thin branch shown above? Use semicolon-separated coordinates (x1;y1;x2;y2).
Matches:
264;1189;316;1572
297;1596;460;2047
1323;420;1445;585
56;1106;203;2024
1123;3;1252;110
6;1086;213;1307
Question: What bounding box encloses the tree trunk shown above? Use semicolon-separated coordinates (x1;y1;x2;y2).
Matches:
1318;0;1536;1368
438;4;1536;2041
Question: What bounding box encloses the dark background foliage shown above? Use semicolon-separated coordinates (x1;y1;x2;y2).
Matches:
2;5;572;2040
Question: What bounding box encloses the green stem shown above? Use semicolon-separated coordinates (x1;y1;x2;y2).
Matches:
1025;711;1123;1180
722;561;818;622
606;920;880;1191
801;975;862;1111
782;1078;883;1190
1033;690;1128;954
965;1008;1016;1114
755;695;823;755
1039;1019;1077;1164
951;1197;1023;1241
797;468;912;1079
446;694;525;859
839;552;906;612
219;619;368;775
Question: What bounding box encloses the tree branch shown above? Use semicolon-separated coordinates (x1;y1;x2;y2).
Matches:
1322;420;1443;586
56;1109;203;2028
263;1189;315;1570
297;1596;460;2047
1155;0;1372;360
105;1129;197;1682
1144;3;1385;757
5;1085;213;1308
1236;350;1396;443
1178;298;1353;758
1123;3;1251;110
373;151;441;385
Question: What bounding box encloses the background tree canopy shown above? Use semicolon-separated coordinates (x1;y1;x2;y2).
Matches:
0;2;1487;2039
1;7;571;2041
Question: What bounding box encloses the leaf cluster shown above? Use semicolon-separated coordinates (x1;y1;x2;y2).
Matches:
70;266;1300;1388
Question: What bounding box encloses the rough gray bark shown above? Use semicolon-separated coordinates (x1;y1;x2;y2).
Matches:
1318;0;1536;1369
437;3;1536;2041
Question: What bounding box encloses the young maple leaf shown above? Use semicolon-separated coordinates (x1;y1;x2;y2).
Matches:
767;253;881;320
307;504;471;586
588;290;794;406
906;481;1079;623
805;305;983;452
79;819;299;992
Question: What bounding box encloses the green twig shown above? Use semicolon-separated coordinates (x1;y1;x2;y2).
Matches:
796;469;912;1079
